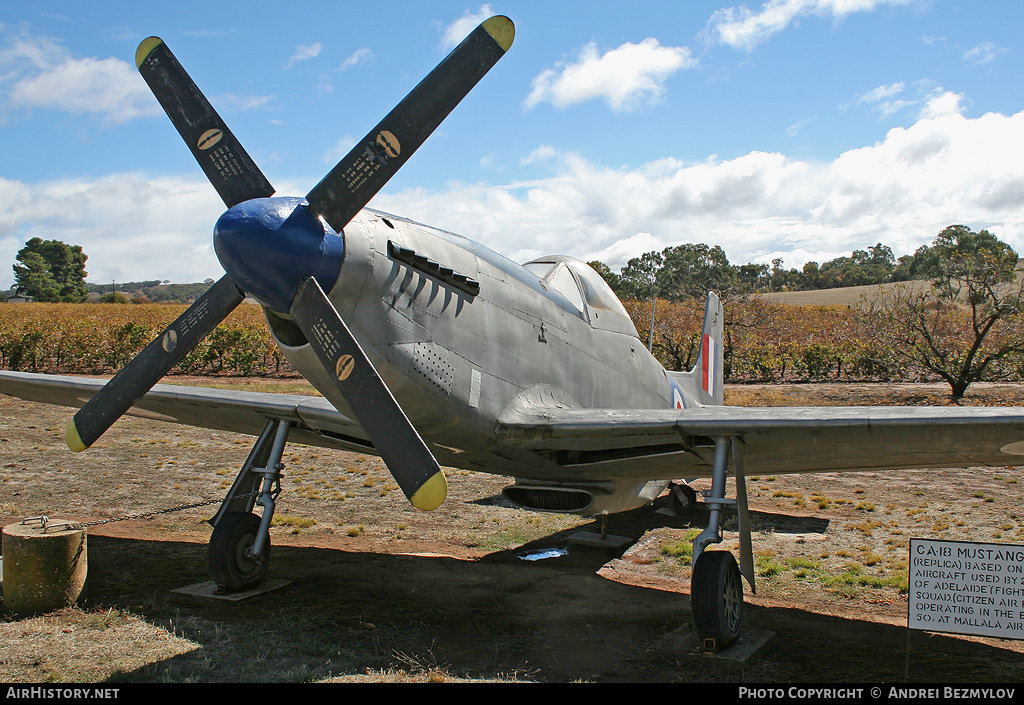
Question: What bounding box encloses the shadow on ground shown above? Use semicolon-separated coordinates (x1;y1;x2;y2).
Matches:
23;514;1021;683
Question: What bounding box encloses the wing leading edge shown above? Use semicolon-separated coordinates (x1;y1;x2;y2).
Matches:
6;370;1024;482
0;370;372;454
495;402;1024;480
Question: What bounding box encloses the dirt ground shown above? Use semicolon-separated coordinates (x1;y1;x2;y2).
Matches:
3;379;1024;683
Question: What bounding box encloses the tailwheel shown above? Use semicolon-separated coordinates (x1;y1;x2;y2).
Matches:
669;481;698;515
691;550;743;648
208;511;269;591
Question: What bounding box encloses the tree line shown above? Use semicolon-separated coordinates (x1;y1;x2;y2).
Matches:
595;225;1024;399
590;241;930;302
10;226;1024;399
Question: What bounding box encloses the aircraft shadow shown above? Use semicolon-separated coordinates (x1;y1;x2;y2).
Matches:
475;493;830;572
51;530;1024;683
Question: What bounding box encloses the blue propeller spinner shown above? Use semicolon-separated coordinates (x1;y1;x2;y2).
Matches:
213;197;344;314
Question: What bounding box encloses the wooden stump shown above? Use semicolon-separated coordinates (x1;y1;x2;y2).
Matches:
2;520;87;616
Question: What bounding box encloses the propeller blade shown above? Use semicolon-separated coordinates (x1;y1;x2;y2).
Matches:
66;275;244;451
305;15;514;233
136;37;275;208
290;277;447;511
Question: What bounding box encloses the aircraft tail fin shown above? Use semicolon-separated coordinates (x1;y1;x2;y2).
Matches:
695;291;725;405
668;292;724;406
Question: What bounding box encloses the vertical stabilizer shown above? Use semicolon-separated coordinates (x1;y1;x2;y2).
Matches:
695;291;724;406
667;292;724;407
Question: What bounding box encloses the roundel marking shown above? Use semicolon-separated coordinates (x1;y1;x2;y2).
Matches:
336;354;355;381
1000;440;1024;455
671;384;686;409
162;329;178;353
198;128;224;151
376;130;400;158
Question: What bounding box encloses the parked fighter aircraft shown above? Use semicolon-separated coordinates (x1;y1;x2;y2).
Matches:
4;15;1024;648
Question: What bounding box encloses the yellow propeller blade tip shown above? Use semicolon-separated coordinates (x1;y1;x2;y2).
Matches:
410;471;448;511
135;37;164;68
482;16;515;53
65;419;87;452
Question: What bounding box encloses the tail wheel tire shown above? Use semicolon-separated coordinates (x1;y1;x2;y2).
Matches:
670;483;698;514
208;511;268;591
691;550;743;648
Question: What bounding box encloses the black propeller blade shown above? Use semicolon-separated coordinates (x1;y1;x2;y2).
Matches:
306;15;514;233
68;17;515;512
66;275;244;450
68;38;268;452
290;278;447;510
136;37;275;208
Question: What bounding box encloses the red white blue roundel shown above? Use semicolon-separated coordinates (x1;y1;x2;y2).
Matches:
670;381;686;409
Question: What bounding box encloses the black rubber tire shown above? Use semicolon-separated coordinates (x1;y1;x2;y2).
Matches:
670;483;698;515
208;511;269;591
691;550;743;648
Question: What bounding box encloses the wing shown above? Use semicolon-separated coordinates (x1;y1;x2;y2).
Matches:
0;370;372;454
494;402;1024;480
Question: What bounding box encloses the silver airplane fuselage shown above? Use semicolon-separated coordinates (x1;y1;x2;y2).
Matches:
255;203;684;491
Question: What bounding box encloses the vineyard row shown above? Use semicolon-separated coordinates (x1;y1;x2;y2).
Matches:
2;301;1023;384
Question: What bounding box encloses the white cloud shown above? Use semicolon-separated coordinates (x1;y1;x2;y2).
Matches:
846;81;908;117
439;5;494;50
6;106;1024;291
785;116;816;136
339;48;372;71
323;135;356;165
708;0;916;51
285;42;321;70
858;82;905;103
844;82;965;121
9;56;158;123
962;41;1007;66
918;90;964;119
751;247;850;271
591;232;664;267
525;39;696;112
0;31;158;124
0;174;225;288
521;145;558;165
368;107;1024;273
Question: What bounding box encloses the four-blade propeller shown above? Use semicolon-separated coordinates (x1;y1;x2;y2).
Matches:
66;16;515;511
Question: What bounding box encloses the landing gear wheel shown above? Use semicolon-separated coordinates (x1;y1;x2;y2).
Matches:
691;550;743;648
208;511;269;591
670;482;698;515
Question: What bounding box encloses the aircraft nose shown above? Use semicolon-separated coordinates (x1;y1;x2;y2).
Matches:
213;196;344;313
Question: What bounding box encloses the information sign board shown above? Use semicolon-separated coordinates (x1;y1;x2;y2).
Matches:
909;538;1024;640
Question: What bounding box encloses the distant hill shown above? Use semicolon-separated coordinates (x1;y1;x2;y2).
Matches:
86;280;215;303
755;280;932;306
757;267;1024;306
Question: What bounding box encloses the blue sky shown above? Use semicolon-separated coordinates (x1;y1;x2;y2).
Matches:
2;1;1024;289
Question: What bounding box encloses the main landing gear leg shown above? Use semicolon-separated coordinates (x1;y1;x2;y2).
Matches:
207;419;292;591
690;436;755;650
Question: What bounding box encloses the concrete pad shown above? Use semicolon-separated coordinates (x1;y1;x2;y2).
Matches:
656;626;774;662
173;578;291;601
567;530;635;550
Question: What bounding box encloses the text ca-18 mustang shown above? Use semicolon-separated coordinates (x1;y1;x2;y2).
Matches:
4;15;1024;648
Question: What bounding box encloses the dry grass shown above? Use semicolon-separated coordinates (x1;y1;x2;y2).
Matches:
3;382;1024;682
0;608;199;682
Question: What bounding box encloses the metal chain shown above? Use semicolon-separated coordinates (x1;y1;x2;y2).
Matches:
34;491;262;532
